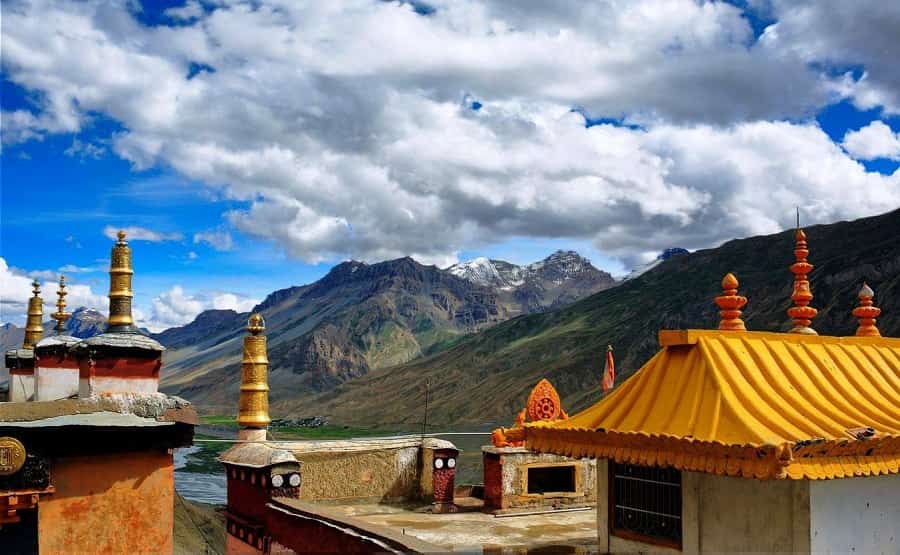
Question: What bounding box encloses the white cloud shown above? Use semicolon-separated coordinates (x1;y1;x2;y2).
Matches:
764;1;900;114
842;121;900;161
193;230;234;251
145;285;259;332
1;258;107;325
211;293;258;313
64;137;106;160
103;225;183;243
2;1;899;268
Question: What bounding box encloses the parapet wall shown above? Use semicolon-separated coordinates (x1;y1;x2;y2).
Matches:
269;436;455;503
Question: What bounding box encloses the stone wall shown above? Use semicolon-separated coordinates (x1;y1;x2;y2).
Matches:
271;437;455;503
482;445;596;512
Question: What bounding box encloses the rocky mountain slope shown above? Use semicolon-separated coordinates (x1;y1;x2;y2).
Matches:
1;307;107;353
449;250;617;314
287;208;900;429
160;251;613;406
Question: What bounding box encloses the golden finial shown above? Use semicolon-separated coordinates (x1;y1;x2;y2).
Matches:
238;313;270;432
51;275;71;335
23;280;44;349
715;273;747;331
853;283;881;337
107;229;136;332
787;226;818;335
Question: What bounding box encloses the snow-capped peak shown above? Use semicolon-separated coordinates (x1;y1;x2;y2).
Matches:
447;257;506;288
448;250;601;289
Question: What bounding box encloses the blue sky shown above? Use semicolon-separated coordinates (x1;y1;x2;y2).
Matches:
2;0;899;330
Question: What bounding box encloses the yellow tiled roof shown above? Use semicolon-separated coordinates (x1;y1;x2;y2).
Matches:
525;330;900;480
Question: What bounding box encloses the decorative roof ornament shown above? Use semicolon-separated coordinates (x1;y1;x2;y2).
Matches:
787;217;818;334
23;280;44;349
491;378;569;448
853;283;881;337
51;275;71;335
106;230;137;333
715;273;747;331
238;313;271;434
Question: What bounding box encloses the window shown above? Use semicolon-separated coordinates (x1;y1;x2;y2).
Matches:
526;464;576;494
610;462;682;548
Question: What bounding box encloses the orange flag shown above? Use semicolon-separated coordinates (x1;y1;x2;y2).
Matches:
601;345;615;393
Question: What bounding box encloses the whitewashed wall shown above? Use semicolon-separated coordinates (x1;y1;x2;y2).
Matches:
810;474;900;555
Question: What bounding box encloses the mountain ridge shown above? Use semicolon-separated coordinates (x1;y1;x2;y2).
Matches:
159;250;614;401
265;208;900;428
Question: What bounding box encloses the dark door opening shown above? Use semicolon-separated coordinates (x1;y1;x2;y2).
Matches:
527;465;576;494
0;507;38;554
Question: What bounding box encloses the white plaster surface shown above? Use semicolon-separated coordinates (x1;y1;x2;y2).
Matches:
35;366;78;401
87;376;159;395
9;373;35;402
810;474;899;555
596;464;812;554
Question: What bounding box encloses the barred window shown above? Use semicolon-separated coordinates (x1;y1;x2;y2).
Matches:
610;462;682;548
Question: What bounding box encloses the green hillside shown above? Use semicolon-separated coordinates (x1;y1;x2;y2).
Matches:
293;209;900;429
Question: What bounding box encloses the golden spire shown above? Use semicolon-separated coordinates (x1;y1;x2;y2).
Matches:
853;283;881;337
107;230;136;332
238;313;271;432
23;280;44;349
787;227;817;335
51;275;71;335
715;273;747;331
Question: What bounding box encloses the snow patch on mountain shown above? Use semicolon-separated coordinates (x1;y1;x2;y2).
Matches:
448;250;603;289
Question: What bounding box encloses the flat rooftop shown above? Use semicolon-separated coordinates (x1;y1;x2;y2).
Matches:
315;497;598;552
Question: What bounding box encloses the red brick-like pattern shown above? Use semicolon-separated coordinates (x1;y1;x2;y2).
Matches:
483;452;503;510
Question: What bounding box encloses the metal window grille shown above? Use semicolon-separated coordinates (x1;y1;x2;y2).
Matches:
610;462;682;547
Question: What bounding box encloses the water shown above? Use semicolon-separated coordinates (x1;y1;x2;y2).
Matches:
174;446;228;505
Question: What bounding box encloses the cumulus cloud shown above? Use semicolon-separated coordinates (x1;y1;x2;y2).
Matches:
193;230;234;251
103;225;182;242
146;285;259;332
0;258;107;324
843;121;900;161
2;0;900;269
764;0;900;114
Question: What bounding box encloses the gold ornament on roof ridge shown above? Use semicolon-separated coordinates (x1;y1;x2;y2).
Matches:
238;313;270;429
787;222;817;335
715;273;747;331
107;229;136;332
52;274;71;335
23;279;44;349
853;282;881;337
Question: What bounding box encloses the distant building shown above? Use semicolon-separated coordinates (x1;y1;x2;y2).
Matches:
0;231;196;554
520;230;900;554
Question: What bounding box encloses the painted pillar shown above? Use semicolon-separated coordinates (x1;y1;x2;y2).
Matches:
431;447;459;513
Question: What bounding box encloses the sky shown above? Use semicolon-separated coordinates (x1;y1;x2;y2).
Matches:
1;0;899;331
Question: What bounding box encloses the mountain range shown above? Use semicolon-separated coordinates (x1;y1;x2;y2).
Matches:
157;251;615;404
258;208;900;429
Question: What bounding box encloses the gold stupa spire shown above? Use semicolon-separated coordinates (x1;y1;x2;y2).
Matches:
238;313;271;432
787;224;817;335
107;230;136;332
23;280;44;349
715;273;747;331
52;275;71;335
853;283;881;337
